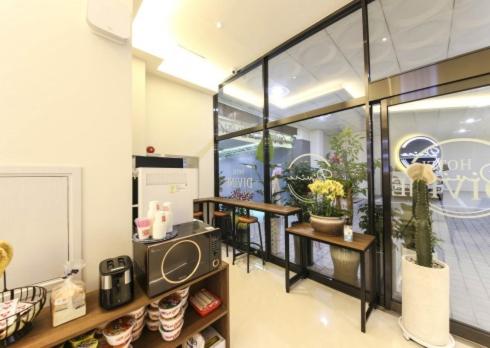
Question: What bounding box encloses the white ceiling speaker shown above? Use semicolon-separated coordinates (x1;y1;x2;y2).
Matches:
87;0;132;44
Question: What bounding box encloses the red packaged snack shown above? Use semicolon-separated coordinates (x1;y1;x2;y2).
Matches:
189;289;221;317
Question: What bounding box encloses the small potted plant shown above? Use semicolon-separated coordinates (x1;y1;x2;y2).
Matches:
400;163;454;347
308;179;345;235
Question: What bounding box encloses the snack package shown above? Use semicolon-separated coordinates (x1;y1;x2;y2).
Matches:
51;260;86;327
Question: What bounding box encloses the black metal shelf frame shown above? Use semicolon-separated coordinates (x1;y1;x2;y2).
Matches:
212;0;490;344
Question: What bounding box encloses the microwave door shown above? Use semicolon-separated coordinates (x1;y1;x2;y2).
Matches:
148;239;203;286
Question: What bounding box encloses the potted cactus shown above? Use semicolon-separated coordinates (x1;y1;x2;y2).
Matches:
400;163;454;348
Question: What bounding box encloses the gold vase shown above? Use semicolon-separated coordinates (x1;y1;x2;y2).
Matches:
330;245;360;286
310;215;344;236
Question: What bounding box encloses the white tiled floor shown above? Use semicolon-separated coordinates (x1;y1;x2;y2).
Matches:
223;249;484;348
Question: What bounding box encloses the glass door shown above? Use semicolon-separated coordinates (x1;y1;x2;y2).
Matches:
384;85;490;332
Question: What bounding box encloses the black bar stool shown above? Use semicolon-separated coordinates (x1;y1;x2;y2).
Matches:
233;215;266;273
211;210;233;257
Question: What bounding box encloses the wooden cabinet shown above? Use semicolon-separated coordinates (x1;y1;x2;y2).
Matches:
11;263;230;348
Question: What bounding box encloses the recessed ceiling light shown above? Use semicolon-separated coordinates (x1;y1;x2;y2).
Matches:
270;85;290;98
381;37;388;42
216;21;223;29
456;128;469;134
291;75;297;80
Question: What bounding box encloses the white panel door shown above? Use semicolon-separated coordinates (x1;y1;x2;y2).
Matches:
0;176;69;289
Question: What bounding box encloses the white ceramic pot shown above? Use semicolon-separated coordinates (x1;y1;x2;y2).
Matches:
401;255;453;347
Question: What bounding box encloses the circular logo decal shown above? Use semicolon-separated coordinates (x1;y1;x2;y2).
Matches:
412;138;490;219
286;153;332;203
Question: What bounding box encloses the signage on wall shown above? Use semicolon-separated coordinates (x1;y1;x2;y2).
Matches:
286;153;332;203
396;137;490;219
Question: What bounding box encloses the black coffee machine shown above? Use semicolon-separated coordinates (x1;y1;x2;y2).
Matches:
99;255;134;309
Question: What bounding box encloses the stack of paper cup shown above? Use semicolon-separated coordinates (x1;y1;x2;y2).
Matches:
161;202;173;233
152;211;167;239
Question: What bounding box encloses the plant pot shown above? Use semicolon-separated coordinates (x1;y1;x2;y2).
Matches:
396;247;439;295
330;245;360;286
400;255;454;347
310;215;344;236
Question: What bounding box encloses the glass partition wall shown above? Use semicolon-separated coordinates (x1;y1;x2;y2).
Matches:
387;86;490;332
214;0;490;344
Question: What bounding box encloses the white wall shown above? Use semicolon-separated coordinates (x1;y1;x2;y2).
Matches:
133;70;214;197
132;58;147;155
0;0;132;291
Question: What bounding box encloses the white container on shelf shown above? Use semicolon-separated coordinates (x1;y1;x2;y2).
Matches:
147;200;160;222
152;211;167;239
162;202;174;232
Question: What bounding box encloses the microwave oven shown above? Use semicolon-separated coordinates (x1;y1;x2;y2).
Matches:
133;220;221;297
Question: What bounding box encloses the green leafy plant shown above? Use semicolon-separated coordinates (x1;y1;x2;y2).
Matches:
359;203;384;250
392;203;416;249
321;128;367;224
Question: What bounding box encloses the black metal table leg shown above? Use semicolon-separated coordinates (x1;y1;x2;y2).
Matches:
246;222;251;273
232;206;236;265
371;244;377;305
285;229;290;293
360;251;366;333
198;202;203;222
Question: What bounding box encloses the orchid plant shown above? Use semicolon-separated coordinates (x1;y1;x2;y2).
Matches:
308;179;345;217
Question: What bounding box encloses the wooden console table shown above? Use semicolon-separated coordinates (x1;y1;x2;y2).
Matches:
285;223;376;333
11;263;230;348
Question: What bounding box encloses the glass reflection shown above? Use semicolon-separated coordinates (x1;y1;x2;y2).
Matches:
389;86;490;332
368;0;490;81
268;9;364;121
269;107;368;284
218;66;263;135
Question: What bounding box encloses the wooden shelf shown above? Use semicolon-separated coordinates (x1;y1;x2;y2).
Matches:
11;263;229;348
286;223;375;252
133;306;228;348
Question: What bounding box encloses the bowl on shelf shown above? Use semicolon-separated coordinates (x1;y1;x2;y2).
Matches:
102;316;135;346
0;285;47;344
158;294;183;319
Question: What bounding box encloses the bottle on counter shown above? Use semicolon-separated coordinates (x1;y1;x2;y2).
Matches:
152;211;167;239
147;201;160;223
161;202;173;233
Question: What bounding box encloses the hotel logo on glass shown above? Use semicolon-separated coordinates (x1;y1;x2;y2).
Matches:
394;137;490;219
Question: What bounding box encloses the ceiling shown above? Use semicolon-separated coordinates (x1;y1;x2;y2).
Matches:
132;0;351;92
218;0;490;119
369;0;490;80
